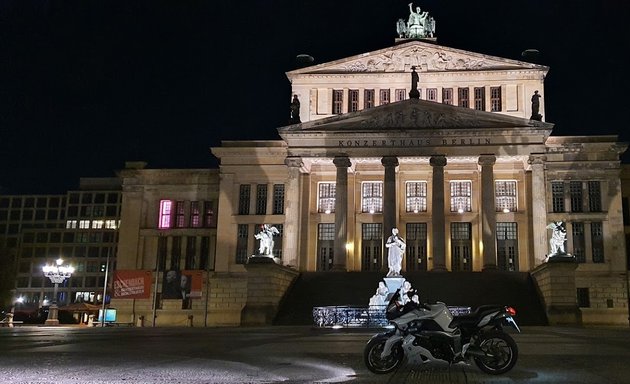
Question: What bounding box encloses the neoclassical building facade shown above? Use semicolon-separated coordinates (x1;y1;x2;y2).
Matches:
111;38;629;326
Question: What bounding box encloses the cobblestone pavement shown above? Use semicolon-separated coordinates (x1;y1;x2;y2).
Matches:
1;325;630;383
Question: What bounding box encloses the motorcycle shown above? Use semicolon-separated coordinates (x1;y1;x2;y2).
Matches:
364;288;520;375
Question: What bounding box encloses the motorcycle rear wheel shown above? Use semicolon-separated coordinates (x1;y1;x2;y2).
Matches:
364;335;404;374
473;331;518;375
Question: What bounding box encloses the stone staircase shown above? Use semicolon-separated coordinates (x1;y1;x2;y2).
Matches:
274;271;548;326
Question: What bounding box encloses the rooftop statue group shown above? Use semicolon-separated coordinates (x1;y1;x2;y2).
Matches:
396;3;436;39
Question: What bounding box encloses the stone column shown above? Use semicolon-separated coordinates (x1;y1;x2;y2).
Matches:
479;155;497;271
381;156;399;270
333;156;351;271
529;155;548;266
430;155;447;271
283;157;303;269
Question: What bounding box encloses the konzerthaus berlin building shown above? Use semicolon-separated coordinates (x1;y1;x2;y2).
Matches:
111;22;629;326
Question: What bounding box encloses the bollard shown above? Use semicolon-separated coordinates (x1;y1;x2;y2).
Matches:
7;313;14;328
137;315;145;327
88;314;94;327
187;314;193;327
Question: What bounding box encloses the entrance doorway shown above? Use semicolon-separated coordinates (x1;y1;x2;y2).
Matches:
362;223;382;271
451;222;472;271
406;223;427;271
317;223;334;271
497;222;518;271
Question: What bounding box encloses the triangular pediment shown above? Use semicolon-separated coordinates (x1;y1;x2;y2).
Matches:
287;40;547;76
279;98;553;133
277;99;554;158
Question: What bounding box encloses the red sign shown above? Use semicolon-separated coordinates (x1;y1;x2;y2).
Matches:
182;270;203;299
113;270;153;299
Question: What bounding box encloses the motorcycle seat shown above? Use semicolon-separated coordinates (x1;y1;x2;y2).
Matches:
448;304;504;327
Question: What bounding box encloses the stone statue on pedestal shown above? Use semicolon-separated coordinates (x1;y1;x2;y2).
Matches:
385;227;406;277
254;224;280;257
530;90;542;121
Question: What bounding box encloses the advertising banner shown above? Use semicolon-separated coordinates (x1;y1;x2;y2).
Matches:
113;270;152;299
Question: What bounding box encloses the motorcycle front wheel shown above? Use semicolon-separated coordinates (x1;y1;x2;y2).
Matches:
364;335;404;374
473;331;518;375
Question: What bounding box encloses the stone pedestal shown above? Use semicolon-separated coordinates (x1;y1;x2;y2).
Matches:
247;255;278;264
242;262;299;325
383;277;406;301
45;304;60;326
531;256;581;325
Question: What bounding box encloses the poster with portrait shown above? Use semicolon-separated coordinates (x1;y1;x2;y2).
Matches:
162;269;203;299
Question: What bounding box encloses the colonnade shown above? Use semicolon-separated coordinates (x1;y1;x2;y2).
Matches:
283;154;503;272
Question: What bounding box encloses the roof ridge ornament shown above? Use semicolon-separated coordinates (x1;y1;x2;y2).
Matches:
396;3;436;42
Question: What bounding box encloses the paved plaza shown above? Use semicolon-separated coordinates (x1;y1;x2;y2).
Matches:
1;325;629;383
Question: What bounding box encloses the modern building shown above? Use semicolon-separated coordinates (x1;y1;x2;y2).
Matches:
1;178;121;321
109;11;629;327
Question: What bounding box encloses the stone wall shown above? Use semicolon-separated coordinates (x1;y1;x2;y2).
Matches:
530;259;581;325
241;260;300;325
576;274;629;325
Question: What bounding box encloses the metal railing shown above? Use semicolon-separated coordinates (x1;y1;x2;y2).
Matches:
312;305;472;328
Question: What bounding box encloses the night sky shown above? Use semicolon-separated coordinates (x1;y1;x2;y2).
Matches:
1;0;629;194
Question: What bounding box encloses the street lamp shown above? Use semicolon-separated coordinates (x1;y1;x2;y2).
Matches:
42;258;74;326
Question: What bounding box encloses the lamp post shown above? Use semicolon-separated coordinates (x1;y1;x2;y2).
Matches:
42;258;74;326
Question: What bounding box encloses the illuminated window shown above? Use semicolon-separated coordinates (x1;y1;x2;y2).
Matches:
105;220;118;229
362;182;383;214
495;180;517;212
190;201;201;228
395;89;406;101
406;181;427;213
379;89;390;105
236;224;249;264
364;89;375;109
159;200;173;229
551;182;565;213
570;181;583;212
66;220;77;229
490;86;502;111
175;201;186;228
256;184;267;215
272;184;285;214
348;90;359;112
450;181;472;212
442;88;453;105
588;181;602;212
458;88;469;108
426;88;437;101
474;87;485;111
572;222;585;263
591;222;604;263
318;183;336;213
332;90;343;114
204;201;215;228
238;185;250;215
79;220;90;229
91;220;104;229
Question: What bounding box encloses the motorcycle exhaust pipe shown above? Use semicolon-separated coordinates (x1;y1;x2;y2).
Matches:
465;347;493;358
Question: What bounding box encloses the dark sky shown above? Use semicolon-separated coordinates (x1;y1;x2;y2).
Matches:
1;0;629;194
